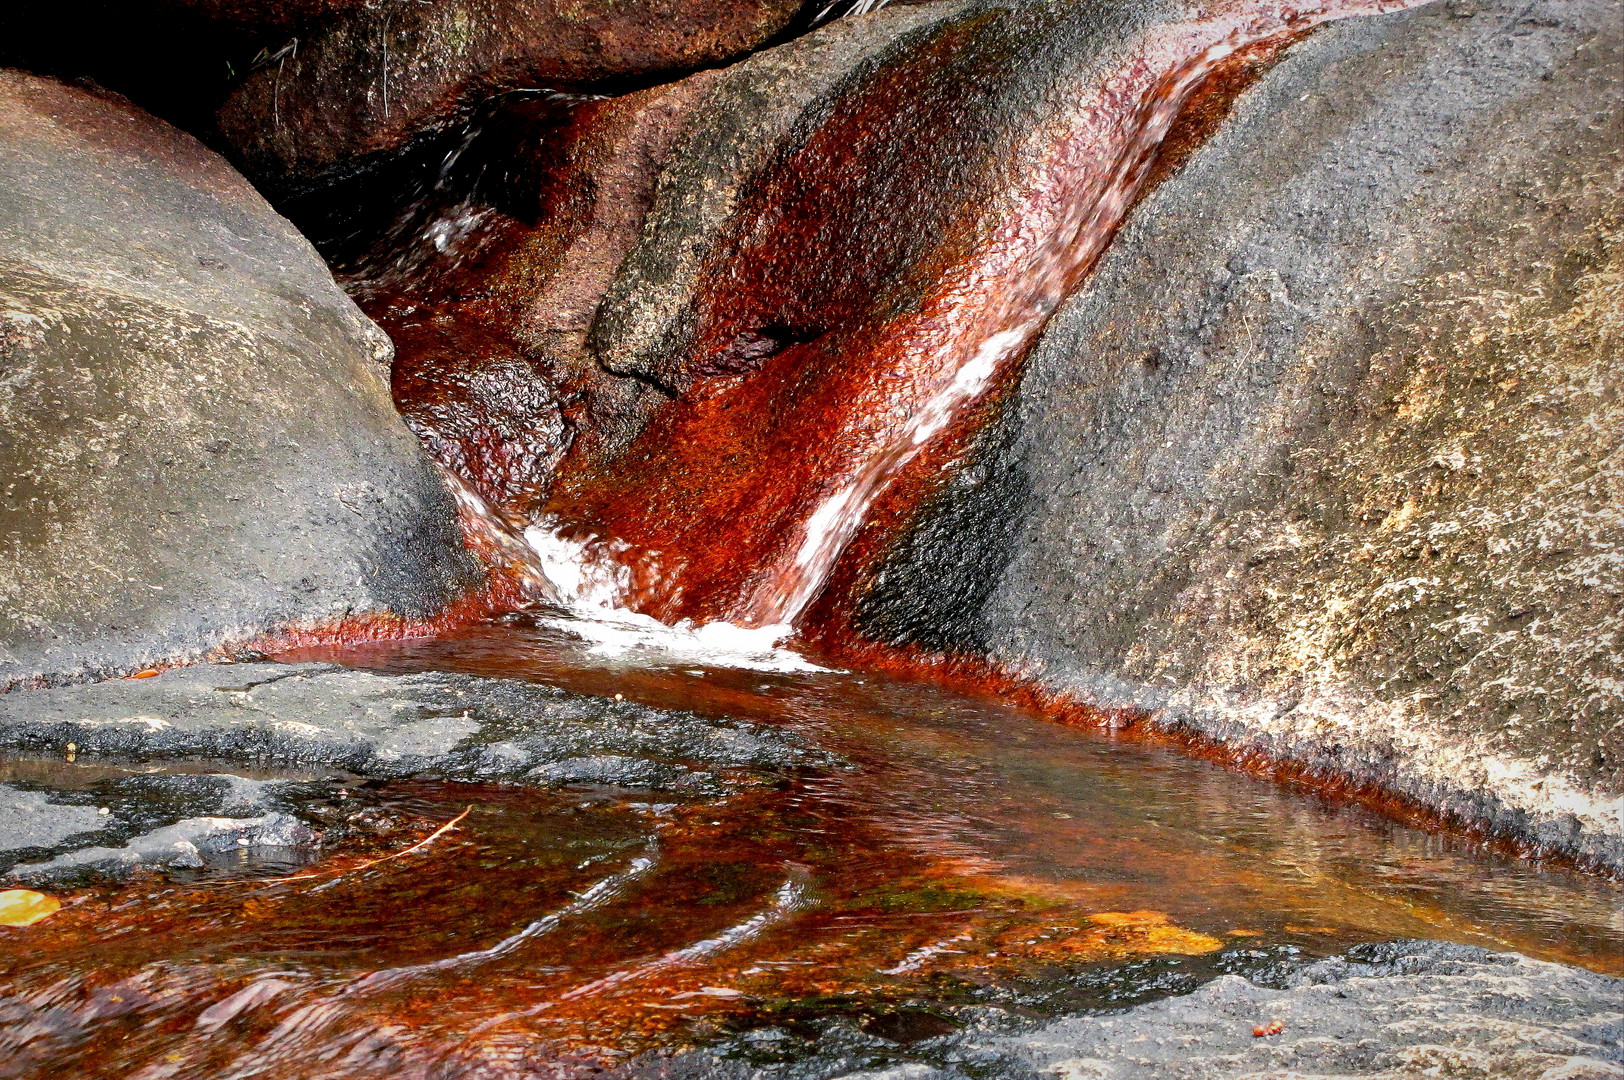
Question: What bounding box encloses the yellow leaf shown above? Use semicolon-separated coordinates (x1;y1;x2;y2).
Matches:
0;890;61;927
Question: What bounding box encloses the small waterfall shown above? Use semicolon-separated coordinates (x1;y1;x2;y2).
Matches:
531;0;1437;635
523;521;825;671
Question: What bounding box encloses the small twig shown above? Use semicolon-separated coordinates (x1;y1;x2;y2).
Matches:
225;806;473;888
271;38;297;131
381;9;392;120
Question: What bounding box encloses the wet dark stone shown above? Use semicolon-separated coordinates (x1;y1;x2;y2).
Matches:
0;72;483;688
851;0;1624;870
214;0;810;196
642;941;1624;1079
586;0;1006;395
390;322;571;524
0;662;829;785
155;0;370;30
860;1010;963;1045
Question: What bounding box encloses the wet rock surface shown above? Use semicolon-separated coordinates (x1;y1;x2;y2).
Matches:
646;942;1624;1079
0;766;317;883
539;0;1388;626
0;662;827;787
362;3;970;519
0;786;109;855
359;76;724;520
8;811;315;883
216;0;810;195
0;659;825;887
853;0;1624;869
0;71;483;688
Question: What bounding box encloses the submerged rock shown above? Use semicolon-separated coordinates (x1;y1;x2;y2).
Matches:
7;812;315;883
852;0;1624;868
215;0;809;194
637;941;1624;1079
0;766;321;883
0;786;109;855
0;71;483;688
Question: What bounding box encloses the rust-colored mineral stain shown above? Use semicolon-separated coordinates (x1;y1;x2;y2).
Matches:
0;889;61;927
532;2;1416;636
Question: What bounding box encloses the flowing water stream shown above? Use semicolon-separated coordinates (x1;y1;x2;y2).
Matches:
3;615;1617;1078
1;4;1616;1076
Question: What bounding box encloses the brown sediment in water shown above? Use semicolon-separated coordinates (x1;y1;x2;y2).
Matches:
8;609;1619;1074
0;778;1249;1075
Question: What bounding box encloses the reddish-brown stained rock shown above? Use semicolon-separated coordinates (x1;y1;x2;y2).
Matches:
216;0;808;191
356;75;720;521
542;0;1408;628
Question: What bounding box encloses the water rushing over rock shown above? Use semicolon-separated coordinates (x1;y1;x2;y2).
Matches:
522;522;818;671
530;0;1437;629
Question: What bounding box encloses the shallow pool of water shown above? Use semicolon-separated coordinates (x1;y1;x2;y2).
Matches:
1;615;1619;1078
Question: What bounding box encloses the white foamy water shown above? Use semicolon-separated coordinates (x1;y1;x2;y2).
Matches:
764;322;1041;625
522;523;828;672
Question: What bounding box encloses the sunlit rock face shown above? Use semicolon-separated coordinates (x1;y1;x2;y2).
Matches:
214;0;809;195
851;0;1624;870
0;71;483;688
536;0;1420;627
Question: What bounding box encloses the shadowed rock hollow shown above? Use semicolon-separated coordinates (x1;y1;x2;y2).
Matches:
215;0;812;196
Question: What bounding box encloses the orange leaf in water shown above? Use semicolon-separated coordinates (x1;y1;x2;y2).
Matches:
0;890;61;927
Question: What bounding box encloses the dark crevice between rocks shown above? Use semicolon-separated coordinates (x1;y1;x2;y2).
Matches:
249;2;862;260
0;2;843;259
700;325;831;377
0;3;279;151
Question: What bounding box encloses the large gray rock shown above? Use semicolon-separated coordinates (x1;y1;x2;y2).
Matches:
853;0;1624;868
0;72;483;688
965;945;1624;1080
0;662;827;784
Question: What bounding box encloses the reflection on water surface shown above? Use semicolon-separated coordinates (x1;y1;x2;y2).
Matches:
1;615;1619;1077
